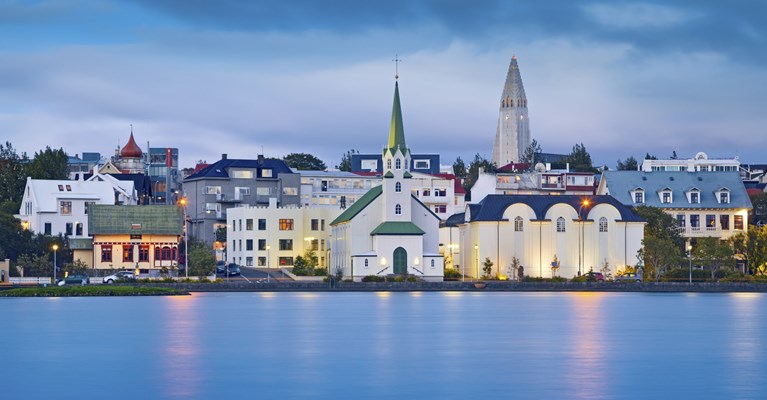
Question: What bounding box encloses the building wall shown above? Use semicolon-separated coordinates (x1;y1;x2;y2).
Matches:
92;233;180;271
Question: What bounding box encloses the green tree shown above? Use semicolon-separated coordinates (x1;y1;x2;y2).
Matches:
482;257;494;279
644;153;657;160
0;213;34;262
565;143;595;172
17;253;52;277
464;153;495;193
637;235;682;281
750;192;767;224
730;226;767;275
693;237;735;280
452;156;467;178
283;153;327;170
26;146;68;180
520;139;542;165
187;238;215;277
214;226;227;243
616;156;639;171
633;206;684;248
0;142;28;203
336;149;358;172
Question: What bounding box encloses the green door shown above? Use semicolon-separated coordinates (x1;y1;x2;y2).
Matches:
393;247;407;275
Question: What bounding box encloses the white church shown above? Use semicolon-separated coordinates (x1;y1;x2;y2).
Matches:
330;80;444;281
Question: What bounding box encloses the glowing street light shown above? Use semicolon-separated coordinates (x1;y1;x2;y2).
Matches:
52;244;59;285
578;199;591;276
178;197;188;279
266;244;271;283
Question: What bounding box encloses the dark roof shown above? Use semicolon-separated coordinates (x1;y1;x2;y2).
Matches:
185;157;295;180
467;194;644;222
84;173;153;197
370;221;425;236
89;205;183;235
331;186;383;225
440;212;465;228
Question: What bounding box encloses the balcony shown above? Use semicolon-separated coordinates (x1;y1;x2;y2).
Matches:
216;193;241;203
677;226;722;237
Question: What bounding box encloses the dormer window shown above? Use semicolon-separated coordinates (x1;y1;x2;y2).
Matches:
395;158;401;170
633;189;645;204
660;189;672;204
690;191;699;204
717;189;730;204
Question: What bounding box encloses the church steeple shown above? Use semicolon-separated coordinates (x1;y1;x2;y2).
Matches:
492;55;531;167
386;81;407;156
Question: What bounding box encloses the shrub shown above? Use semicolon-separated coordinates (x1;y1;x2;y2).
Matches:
444;268;461;279
361;275;385;282
719;271;754;283
314;267;328;276
570;275;587;283
523;276;546;282
406;276;418;282
661;268;712;282
551;276;568;283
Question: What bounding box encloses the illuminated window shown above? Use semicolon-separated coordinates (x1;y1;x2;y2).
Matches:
279;219;294;230
60;201;72;215
123;245;133;262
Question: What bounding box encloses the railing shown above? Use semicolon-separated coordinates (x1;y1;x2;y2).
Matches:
412;267;424;275
376;266;390;275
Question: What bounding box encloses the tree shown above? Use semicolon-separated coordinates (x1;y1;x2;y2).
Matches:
464;153;495;192
730;226;767;275
26;146;68;180
336;149;358;171
693;237;735;280
750;192;767;224
637;235;682;281
16;253;52;277
644;153;657;160
452;156;467;178
187;238;215;277
283;153;327;171
214;226;227;243
616;156;639;171
482;257;494;279
520;139;542;165
0;142;28;204
565;143;595;172
633;206;684;248
670;150;678;160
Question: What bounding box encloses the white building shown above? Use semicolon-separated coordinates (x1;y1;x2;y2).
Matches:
15;177;116;238
227;199;342;270
409;172;465;220
471;167;594;202
641;151;740;173
298;170;381;209
330;80;444;281
456;195;645;279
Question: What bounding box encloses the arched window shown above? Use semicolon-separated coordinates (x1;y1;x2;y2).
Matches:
431;259;435;268
395;158;401;169
514;216;524;232
395;204;402;215
599;217;608;232
556;217;566;233
395;182;401;192
387;159;392;170
364;259;369;267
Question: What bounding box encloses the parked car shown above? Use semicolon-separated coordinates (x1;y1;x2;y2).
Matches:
57;274;90;286
614;273;643;283
216;261;226;274
583;271;605;282
103;271;136;284
226;263;241;276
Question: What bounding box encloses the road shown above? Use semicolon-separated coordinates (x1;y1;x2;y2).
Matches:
217;267;292;283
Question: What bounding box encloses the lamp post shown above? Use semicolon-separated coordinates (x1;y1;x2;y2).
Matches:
266;244;271;283
52;244;59;285
687;244;693;284
179;197;189;279
474;244;479;281
578;199;590;276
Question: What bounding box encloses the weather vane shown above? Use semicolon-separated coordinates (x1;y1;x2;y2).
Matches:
392;54;402;80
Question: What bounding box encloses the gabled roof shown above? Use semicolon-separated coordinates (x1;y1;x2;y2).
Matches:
370;221;425;236
88;205;183;235
185;157;295;180
24;178;115;212
330;185;383;225
466;194;643;223
602;171;751;209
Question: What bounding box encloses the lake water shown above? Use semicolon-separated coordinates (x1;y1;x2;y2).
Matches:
2;292;766;399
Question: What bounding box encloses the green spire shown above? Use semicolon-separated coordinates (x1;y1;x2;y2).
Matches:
387;81;407;155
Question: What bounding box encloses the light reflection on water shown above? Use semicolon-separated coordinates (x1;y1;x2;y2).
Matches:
2;292;766;399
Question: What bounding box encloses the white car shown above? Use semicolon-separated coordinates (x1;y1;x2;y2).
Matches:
103;271;136;284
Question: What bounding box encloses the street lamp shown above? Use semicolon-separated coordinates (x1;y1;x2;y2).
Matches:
52;244;59;285
474;244;479;281
179;197;189;279
687;244;693;284
266;244;271;283
578;199;591;276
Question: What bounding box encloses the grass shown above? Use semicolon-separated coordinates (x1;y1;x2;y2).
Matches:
0;285;189;297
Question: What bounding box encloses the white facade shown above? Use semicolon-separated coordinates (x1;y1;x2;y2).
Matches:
641;151;740;173
298;170;381;208
15;177;115;238
409;172;465;220
227;199;342;270
471;169;594;203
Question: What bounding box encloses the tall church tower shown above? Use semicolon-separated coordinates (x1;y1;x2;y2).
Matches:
382;80;413;222
492;55;531;167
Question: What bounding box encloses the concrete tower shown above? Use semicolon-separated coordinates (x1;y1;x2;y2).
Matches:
492;55;531;167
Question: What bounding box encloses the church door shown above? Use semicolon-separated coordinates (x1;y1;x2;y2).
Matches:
393;247;407;275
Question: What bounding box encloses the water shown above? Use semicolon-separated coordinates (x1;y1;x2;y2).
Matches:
2;292;765;399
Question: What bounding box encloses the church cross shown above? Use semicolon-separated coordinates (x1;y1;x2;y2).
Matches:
392;55;402;79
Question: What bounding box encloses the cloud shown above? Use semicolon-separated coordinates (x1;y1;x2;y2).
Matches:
582;2;700;30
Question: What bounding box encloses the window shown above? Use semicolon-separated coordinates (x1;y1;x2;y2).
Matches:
734;215;744;230
85;201;95;214
706;215;716;229
256;187;271;196
414;160;430;169
661;191;672;204
258;239;266;251
65;223;73;236
431;259;435;268
361;159;378;170
246;239;253;251
720;192;729;204
634;191;644;204
690;215;700;230
720;215;730;230
423;189;431;196
238;240;242;251
321;239;325;251
205;186;222;195
311;239;319;251
258;219;266;230
395;158;401;169
261;169;273;178
690;191;699;204
246;219;253;230
279;239;293;251
434;205;446;213
395;204;402;215
435;189;447;197
676;214;686;228
283;187;298;196
556;217;566;232
395;182;401;192
258;257;266;266
246;257;253;266
279;219;294;230
599;217;608;232
387;159;392;170
364;259;369;267
75;223;83;236
238;220;242;231
321;220;325;231
139;245;149;262
123;245;133;262
101;245;112;262
58;185;64;191
514;216;523;232
311;219;319;231
231;169;254;179
44;222;52;235
279;257;294;266
60;201;72;215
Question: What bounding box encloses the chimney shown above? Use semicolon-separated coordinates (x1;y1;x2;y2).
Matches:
258;154;264;165
222;154;227;160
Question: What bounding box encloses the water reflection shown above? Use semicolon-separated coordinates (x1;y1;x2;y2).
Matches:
565;292;607;399
161;296;201;399
726;293;762;399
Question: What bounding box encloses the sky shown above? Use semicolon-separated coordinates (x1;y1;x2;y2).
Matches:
1;0;766;170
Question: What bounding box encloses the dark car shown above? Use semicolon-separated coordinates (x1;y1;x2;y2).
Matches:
614;272;643;283
216;261;226;274
583;271;605;282
226;263;241;276
57;274;90;286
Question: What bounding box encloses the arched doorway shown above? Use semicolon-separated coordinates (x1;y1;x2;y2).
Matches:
393;247;407;275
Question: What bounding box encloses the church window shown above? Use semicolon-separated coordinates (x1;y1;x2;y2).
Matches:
364;259;369;268
599;217;608;232
556;217;566;233
431;259;435;268
396;159;401;169
387;159;392;170
514;216;523;232
395;182;401;192
395;204;402;215
510;98;513;107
